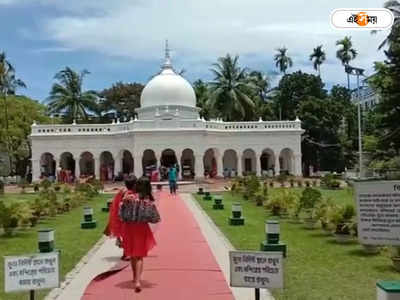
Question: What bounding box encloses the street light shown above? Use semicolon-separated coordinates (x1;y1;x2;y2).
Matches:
344;64;365;179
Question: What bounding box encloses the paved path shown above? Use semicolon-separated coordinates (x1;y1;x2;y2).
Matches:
81;191;234;300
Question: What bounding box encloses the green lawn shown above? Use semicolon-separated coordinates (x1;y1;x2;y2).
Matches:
0;193;113;300
194;188;400;300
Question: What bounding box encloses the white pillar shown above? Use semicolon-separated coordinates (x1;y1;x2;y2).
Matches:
255;154;261;177
194;154;204;180
32;159;40;182
94;157;100;179
75;157;80;180
275;154;280;176
134;155;142;177
237;154;242;177
294;154;302;176
217;154;224;177
114;153;122;175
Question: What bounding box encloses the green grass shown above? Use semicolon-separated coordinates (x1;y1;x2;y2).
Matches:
194;188;400;300
0;193;112;300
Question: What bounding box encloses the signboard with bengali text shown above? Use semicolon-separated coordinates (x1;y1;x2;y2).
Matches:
229;251;283;289
4;251;60;293
355;181;400;246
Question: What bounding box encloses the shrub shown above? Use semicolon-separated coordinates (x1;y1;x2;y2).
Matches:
0;180;4;195
330;204;356;234
54;184;61;192
0;201;21;236
289;178;295;187
33;183;40;192
266;188;298;216
300;187;322;220
75;182;98;198
40;178;52;190
297;180;303;187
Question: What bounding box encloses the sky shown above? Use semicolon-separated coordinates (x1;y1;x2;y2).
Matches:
0;0;390;102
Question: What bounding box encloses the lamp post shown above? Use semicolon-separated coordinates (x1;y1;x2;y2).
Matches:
345;64;365;179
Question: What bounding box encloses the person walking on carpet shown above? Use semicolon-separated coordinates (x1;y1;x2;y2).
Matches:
168;165;177;195
121;176;157;292
104;176;138;261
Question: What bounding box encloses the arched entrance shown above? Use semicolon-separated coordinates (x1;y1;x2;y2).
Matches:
280;148;294;175
260;148;275;176
242;149;256;175
181;149;194;179
40;153;55;178
100;151;115;181
203;148;217;178
80;152;94;177
60;152;75;183
223;149;238;177
122;150;134;175
160;149;178;180
142;149;157;176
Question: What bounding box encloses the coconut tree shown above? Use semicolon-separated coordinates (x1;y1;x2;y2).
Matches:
47;67;98;122
336;36;358;89
0;52;26;175
274;47;293;75
309;45;326;77
373;1;400;49
208;54;256;121
248;70;270;101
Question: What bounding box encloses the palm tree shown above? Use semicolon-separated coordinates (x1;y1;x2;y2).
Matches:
336;36;357;89
248;70;270;101
309;45;326;77
373;1;400;49
47;67;98;122
274;47;293;75
0;52;26;175
208;54;256;121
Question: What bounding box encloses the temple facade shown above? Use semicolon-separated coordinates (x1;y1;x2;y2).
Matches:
30;48;304;182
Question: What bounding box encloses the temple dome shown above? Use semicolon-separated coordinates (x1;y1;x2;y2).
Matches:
140;57;196;108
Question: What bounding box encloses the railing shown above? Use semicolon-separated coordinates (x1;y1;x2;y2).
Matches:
30;119;303;136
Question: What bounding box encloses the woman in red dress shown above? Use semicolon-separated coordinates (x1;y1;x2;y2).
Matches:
121;176;156;292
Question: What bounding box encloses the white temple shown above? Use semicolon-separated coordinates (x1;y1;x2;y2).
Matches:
30;43;304;182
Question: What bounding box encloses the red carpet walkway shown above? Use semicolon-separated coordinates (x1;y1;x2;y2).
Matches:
82;192;234;300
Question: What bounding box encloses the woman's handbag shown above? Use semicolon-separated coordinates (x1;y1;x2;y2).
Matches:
136;199;161;224
119;193;160;224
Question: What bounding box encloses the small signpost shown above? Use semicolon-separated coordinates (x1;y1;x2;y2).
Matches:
4;251;60;299
229;250;283;300
354;180;400;246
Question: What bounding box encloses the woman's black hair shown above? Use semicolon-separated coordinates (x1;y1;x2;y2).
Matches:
136;176;154;201
124;175;137;191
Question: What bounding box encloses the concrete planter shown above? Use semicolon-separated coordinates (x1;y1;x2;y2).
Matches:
334;233;353;244
303;219;317;230
391;257;400;272
362;244;380;254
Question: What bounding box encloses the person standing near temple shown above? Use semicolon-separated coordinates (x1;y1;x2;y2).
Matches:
168;165;177;195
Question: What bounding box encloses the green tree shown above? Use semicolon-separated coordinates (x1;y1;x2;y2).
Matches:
193;79;211;120
274;47;293;75
0;52;26;174
273;71;326;120
47;67;98;123
336;36;358;89
208;54;256;121
0;96;51;177
309;45;326;77
373;0;400;49
99;82;143;122
369;25;400;157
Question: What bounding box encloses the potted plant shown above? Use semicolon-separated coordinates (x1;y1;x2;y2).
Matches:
297;180;303;187
266;188;296;217
391;247;400;271
269;181;274;188
300;187;322;229
305;180;311;187
0;180;4;195
331;204;356;243
276;174;287;187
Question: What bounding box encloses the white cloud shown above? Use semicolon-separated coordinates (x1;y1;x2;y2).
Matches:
19;0;391;86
